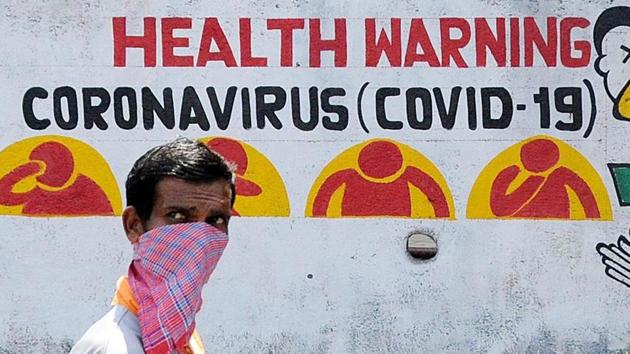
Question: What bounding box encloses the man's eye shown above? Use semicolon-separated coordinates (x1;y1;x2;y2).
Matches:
207;216;227;226
168;211;187;222
622;45;630;64
212;217;225;225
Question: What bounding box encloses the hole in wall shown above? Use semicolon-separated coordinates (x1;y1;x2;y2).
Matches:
406;232;438;260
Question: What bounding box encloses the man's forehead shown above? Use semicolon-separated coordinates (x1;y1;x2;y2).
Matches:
155;177;231;202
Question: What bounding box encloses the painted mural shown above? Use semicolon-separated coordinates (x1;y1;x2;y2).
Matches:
608;163;630;206
3;2;630;352
467;135;611;220
596;232;630;288
305;139;454;218
0;135;121;216
593;7;630;121
0;134;616;223
200;136;290;217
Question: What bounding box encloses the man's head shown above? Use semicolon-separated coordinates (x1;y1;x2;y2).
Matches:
123;138;235;243
594;6;630;120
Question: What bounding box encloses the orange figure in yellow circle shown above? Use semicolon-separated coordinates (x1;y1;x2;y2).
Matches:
490;138;600;218
311;140;450;217
206;138;262;216
0;141;114;215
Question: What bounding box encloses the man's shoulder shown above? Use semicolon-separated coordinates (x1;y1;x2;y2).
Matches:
70;305;144;354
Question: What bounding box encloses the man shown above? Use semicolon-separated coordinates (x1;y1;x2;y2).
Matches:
71;138;235;353
593;6;630;121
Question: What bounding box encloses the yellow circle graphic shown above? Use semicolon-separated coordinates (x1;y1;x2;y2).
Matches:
305;138;455;219
200;136;290;217
0;135;122;216
467;135;612;220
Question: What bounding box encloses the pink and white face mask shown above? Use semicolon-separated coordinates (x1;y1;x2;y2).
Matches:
128;222;229;354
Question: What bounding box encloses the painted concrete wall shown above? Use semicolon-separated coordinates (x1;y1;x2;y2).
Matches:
1;0;629;352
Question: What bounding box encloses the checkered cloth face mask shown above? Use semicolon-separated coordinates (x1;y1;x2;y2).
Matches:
128;222;229;354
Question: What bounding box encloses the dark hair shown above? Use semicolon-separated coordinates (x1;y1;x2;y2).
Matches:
125;137;235;220
593;6;630;56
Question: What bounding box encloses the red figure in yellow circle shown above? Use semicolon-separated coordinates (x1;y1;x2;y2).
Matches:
467;135;612;220
206;138;262;216
200;136;290;217
490;138;599;218
0;141;114;215
311;140;451;217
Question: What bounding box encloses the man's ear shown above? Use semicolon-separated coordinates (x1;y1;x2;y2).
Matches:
122;206;145;243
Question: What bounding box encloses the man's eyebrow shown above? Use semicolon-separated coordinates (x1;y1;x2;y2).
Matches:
163;205;196;212
622;45;630;64
207;209;231;219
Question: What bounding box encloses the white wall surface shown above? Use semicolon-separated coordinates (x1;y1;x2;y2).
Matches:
1;0;629;353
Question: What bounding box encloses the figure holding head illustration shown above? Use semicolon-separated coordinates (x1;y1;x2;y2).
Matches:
206;137;263;216
490;138;599;219
0;141;114;215
594;6;630;121
310;140;451;218
202;136;290;217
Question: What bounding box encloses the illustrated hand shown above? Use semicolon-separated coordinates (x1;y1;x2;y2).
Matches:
490;165;544;217
596;234;630;288
0;161;44;205
235;176;262;196
13;161;44;178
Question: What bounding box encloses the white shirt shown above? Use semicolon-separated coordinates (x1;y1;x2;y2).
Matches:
70;305;145;354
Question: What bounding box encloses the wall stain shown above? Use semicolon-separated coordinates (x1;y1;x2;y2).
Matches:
1;325;72;354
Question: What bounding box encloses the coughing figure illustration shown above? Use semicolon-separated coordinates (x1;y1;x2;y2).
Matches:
206;138;262;216
490;138;599;219
201;136;290;217
0;141;114;216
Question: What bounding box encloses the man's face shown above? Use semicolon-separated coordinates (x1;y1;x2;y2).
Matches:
596;26;630;119
147;177;232;233
124;177;232;242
